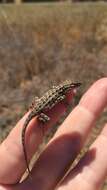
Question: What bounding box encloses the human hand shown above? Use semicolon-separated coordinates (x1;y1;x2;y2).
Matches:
0;78;107;190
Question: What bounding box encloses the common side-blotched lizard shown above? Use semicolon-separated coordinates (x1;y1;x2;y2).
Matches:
22;80;81;175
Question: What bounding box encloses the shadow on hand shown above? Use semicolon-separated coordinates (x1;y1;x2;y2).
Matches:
28;131;96;190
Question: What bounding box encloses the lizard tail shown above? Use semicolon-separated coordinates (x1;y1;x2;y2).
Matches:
22;111;36;176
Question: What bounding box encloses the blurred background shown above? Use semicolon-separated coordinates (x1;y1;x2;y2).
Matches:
0;2;107;189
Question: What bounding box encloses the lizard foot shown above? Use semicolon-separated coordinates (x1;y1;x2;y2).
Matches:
38;113;50;123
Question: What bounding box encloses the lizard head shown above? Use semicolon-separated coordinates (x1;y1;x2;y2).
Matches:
61;80;81;94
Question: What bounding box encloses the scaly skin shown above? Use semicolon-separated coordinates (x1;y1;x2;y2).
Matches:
22;80;81;176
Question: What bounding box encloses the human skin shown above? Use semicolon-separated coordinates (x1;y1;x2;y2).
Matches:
0;78;107;190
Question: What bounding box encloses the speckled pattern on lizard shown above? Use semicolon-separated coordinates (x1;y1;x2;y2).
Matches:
22;80;81;176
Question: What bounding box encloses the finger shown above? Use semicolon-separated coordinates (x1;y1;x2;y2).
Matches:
21;78;107;190
57;123;107;190
0;91;75;185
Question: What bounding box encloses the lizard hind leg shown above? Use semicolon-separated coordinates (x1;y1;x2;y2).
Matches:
38;113;50;123
38;113;50;136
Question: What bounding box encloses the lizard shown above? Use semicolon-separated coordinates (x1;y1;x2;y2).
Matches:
22;80;81;176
